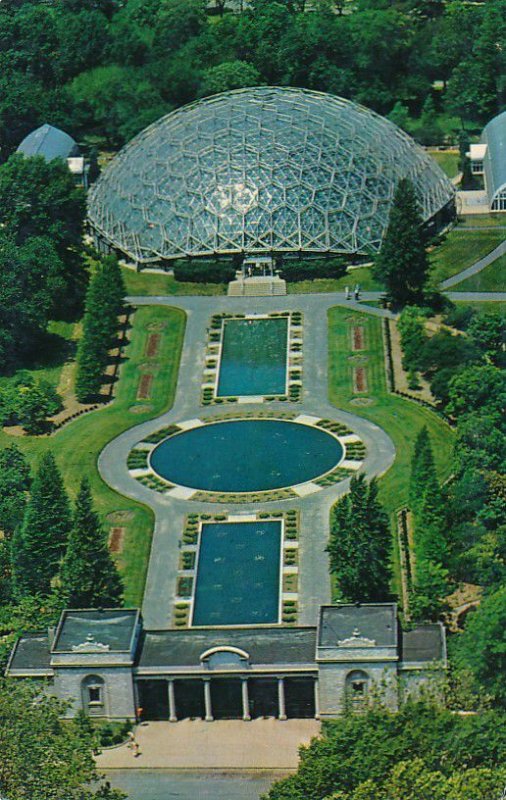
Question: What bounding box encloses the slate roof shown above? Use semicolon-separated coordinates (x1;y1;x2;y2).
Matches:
318;604;398;648
401;624;445;663
52;609;139;653
7;633;52;675
138;627;317;668
17;124;79;161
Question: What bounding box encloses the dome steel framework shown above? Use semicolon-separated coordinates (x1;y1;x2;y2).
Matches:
88;87;455;265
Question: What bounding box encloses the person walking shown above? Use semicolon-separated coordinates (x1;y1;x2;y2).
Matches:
345;285;350;300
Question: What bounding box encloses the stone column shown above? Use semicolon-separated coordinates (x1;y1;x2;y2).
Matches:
314;679;320;720
241;677;251;721
203;679;213;722
278;677;287;721
168;679;177;723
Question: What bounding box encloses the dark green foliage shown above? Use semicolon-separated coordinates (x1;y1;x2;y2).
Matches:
397;306;429;374
0;677;126;799
11;452;71;598
0;444;31;537
0;235;65;373
409;428;448;620
456;587;506;706
447;365;506;421
374;179;430;307
265;701;506;800
173;260;236;283
328;475;391;602
59;478;123;608
279;258;348;282
75;257;124;402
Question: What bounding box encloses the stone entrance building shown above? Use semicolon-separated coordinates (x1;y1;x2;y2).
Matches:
7;603;445;721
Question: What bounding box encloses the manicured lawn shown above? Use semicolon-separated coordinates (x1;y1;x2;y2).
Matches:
428;150;459;179
287;267;383;294
430;229;505;284
328;307;455;594
121;266;227;296
0;306;186;605
458;214;506;228
0;320;77;390
452;254;506;292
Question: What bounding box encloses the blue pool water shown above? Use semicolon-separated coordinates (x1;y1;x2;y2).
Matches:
149;419;343;492
217;318;288;397
192;521;282;626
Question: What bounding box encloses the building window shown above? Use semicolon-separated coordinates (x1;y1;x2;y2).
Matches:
345;670;370;709
81;675;105;714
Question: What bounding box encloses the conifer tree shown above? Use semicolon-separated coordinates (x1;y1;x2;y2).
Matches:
0;444;31;537
75;258;125;402
11;452;71;598
374;178;430;307
60;479;123;608
328;475;391;602
409;426;436;515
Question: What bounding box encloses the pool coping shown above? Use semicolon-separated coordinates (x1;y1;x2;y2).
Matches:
127;412;366;504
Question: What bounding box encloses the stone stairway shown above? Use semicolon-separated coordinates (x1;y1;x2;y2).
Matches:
228;275;287;296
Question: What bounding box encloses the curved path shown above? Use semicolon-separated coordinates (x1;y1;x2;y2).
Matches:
99;291;396;629
440;239;506;289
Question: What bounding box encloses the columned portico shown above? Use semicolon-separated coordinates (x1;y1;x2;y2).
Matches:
241;677;251;721
204;678;213;722
168;679;177;722
278;677;287;721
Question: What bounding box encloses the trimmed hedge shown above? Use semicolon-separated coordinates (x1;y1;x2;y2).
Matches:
279;258;347;282
173;261;236;283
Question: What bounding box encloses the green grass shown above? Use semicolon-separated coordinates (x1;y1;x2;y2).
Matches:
458;214;506;228
452;254;506;292
430;229;505;285
328;307;455;598
287;267;383;294
0;320;77;390
428;150;459;179
121;266;227;296
0;306;186;605
328;307;454;514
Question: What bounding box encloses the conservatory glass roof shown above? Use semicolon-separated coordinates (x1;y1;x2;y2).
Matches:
482;110;506;207
87;87;454;263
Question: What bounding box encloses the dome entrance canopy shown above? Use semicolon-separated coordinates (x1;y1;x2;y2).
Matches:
88;87;454;264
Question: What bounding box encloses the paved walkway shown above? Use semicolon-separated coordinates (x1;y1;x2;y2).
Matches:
104;770;281;800
99;292;397;629
440;239;506;289
97;719;320;770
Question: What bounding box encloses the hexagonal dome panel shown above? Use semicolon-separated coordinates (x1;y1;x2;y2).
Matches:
88;87;455;264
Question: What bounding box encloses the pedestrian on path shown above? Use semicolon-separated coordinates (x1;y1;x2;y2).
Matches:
345;285;350;300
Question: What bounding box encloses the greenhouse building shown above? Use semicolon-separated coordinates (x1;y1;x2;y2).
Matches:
88;87;455;269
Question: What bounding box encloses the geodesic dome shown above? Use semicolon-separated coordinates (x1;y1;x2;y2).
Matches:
87;87;455;264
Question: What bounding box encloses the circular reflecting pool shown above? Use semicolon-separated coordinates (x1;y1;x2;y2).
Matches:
149;419;343;492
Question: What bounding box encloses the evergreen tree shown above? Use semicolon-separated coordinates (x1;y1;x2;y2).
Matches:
0;444;31;537
409;427;437;515
75;258;124;402
11;452;71;598
60;478;123;607
373;179;430;307
328;475;391;602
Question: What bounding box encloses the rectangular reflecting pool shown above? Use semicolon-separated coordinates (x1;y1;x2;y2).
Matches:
192;521;282;626
217;317;288;397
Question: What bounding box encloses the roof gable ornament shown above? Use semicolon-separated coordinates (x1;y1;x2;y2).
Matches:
71;633;110;653
337;628;376;648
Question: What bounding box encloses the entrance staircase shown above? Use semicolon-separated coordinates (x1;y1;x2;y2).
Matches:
228;275;287;296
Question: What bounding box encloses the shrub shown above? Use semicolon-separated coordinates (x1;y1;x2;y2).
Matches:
173;261;236;283
279;257;347;282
